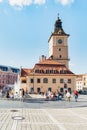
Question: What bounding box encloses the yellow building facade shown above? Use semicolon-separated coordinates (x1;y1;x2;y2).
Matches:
20;15;76;94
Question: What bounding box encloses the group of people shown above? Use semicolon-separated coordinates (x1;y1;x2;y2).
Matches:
6;88;25;101
65;90;79;102
45;90;63;100
45;89;79;102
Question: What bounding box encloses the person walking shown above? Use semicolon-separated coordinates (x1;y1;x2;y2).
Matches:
19;89;23;101
6;91;10;98
22;89;25;102
74;90;78;102
22;89;25;97
66;91;71;102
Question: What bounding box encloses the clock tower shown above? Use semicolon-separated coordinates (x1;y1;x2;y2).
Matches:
48;15;70;68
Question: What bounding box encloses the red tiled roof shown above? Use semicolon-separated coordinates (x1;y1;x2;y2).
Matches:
38;59;63;65
21;59;75;76
21;68;32;77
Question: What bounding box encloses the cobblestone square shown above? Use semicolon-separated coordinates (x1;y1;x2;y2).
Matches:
0;95;87;130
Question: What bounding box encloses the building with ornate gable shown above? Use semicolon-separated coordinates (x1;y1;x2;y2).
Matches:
20;15;76;94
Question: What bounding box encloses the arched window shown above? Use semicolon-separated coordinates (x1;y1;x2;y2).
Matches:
37;88;41;93
43;78;48;83
48;88;52;92
60;88;63;92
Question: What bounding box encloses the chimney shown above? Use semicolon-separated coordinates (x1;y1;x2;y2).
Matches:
39;55;46;62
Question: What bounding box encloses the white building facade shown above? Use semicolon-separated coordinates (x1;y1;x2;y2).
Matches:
76;74;87;91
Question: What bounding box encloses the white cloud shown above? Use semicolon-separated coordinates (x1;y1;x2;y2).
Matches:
8;0;46;8
8;0;32;7
55;0;74;5
0;0;3;2
34;0;46;5
0;0;74;8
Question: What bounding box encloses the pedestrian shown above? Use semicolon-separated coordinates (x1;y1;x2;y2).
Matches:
19;89;23;101
74;90;78;102
22;89;25;102
14;92;18;100
22;89;25;97
6;91;10;98
66;91;71;102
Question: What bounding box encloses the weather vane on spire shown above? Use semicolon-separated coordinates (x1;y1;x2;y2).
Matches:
58;13;59;19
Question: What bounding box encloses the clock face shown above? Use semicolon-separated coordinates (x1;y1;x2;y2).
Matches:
58;39;62;44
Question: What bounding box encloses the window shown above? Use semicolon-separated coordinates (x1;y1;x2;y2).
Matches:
52;78;56;83
60;70;63;74
37;88;40;93
46;70;49;74
68;79;71;83
68;88;71;93
43;78;48;83
60;79;64;83
48;88;52;92
59;55;62;58
54;70;56;74
30;78;34;83
39;70;42;73
64;70;66;74
50;70;52;73
60;88;63;92
37;78;40;83
64;83;67;88
35;70;37;73
22;80;26;83
59;48;61;51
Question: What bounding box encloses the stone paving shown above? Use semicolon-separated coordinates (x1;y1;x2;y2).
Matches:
0;95;87;130
0;108;87;130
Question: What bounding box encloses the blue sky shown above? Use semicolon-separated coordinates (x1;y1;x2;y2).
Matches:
0;0;87;74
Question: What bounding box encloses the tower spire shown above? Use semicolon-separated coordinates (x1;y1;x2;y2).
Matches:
53;14;69;36
58;13;59;19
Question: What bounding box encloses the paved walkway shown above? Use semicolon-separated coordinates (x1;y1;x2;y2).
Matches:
0;107;87;130
0;95;87;130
